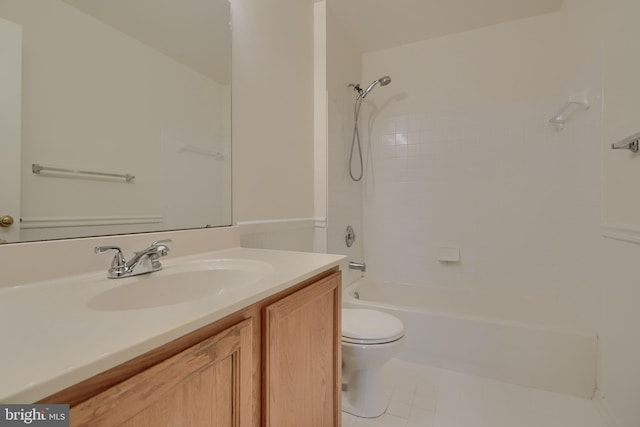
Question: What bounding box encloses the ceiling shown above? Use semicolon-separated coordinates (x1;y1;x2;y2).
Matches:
61;0;231;84
59;0;565;84
327;0;565;53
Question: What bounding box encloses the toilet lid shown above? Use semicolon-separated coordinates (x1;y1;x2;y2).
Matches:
342;309;404;344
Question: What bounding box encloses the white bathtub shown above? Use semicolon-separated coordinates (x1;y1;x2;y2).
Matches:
343;278;597;398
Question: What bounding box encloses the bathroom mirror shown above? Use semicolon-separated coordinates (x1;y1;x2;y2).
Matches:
0;0;231;243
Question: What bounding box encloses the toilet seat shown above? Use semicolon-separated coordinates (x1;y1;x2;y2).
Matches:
342;335;404;345
342;309;404;345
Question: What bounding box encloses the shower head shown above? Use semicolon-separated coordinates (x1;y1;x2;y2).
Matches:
361;75;392;99
378;76;391;86
348;75;392;181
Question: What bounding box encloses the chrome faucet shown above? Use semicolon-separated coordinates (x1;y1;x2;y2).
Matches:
95;239;172;278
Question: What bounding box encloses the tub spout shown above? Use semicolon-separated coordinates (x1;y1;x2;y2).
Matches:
349;261;366;272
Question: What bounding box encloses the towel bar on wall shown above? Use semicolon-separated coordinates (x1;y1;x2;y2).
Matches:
32;163;135;182
611;132;640;153
176;144;225;159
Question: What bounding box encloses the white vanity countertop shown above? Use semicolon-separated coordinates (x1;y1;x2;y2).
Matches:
0;247;345;403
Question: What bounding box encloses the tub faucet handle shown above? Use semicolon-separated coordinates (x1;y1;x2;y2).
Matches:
348;261;366;272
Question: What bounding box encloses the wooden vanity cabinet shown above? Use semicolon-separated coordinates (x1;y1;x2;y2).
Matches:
70;319;255;427
40;268;341;427
264;271;341;427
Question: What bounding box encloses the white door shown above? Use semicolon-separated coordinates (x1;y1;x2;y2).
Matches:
0;17;21;243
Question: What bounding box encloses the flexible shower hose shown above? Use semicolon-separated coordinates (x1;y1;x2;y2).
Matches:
349;96;364;181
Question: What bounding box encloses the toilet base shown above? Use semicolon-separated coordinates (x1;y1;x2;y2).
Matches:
341;367;389;418
342;400;387;419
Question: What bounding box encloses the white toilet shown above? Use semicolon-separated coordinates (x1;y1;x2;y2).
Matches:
341;308;405;418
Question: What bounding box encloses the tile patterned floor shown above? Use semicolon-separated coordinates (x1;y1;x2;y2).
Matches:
341;359;612;427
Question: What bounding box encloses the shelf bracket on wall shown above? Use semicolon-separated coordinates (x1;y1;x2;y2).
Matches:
548;87;591;130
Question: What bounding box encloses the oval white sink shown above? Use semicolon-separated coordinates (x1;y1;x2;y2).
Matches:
88;258;273;311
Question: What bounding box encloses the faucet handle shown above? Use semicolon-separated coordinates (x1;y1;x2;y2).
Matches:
95;246;126;268
151;239;172;256
95;246;129;278
152;239;172;246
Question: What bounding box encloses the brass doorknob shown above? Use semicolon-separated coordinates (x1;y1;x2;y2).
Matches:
0;215;14;227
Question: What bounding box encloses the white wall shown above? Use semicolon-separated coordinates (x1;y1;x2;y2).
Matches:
361;13;566;117
583;1;640;225
234;0;365;258
231;0;316;224
237;218;316;252
325;3;365;284
313;2;328;254
561;1;640;426
559;0;640;224
598;233;640;427
0;0;230;241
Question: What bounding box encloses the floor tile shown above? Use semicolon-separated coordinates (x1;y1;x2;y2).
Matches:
342;359;611;427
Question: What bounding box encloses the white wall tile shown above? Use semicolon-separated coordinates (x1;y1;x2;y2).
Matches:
363;94;602;325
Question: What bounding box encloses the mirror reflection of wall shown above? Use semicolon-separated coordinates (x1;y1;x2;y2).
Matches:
0;0;231;243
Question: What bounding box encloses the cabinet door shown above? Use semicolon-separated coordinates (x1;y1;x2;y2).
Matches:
71;318;255;427
264;272;341;427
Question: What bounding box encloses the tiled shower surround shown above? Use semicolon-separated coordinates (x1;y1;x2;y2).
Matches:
362;96;602;323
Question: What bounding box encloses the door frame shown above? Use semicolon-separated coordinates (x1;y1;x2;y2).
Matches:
0;17;22;243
